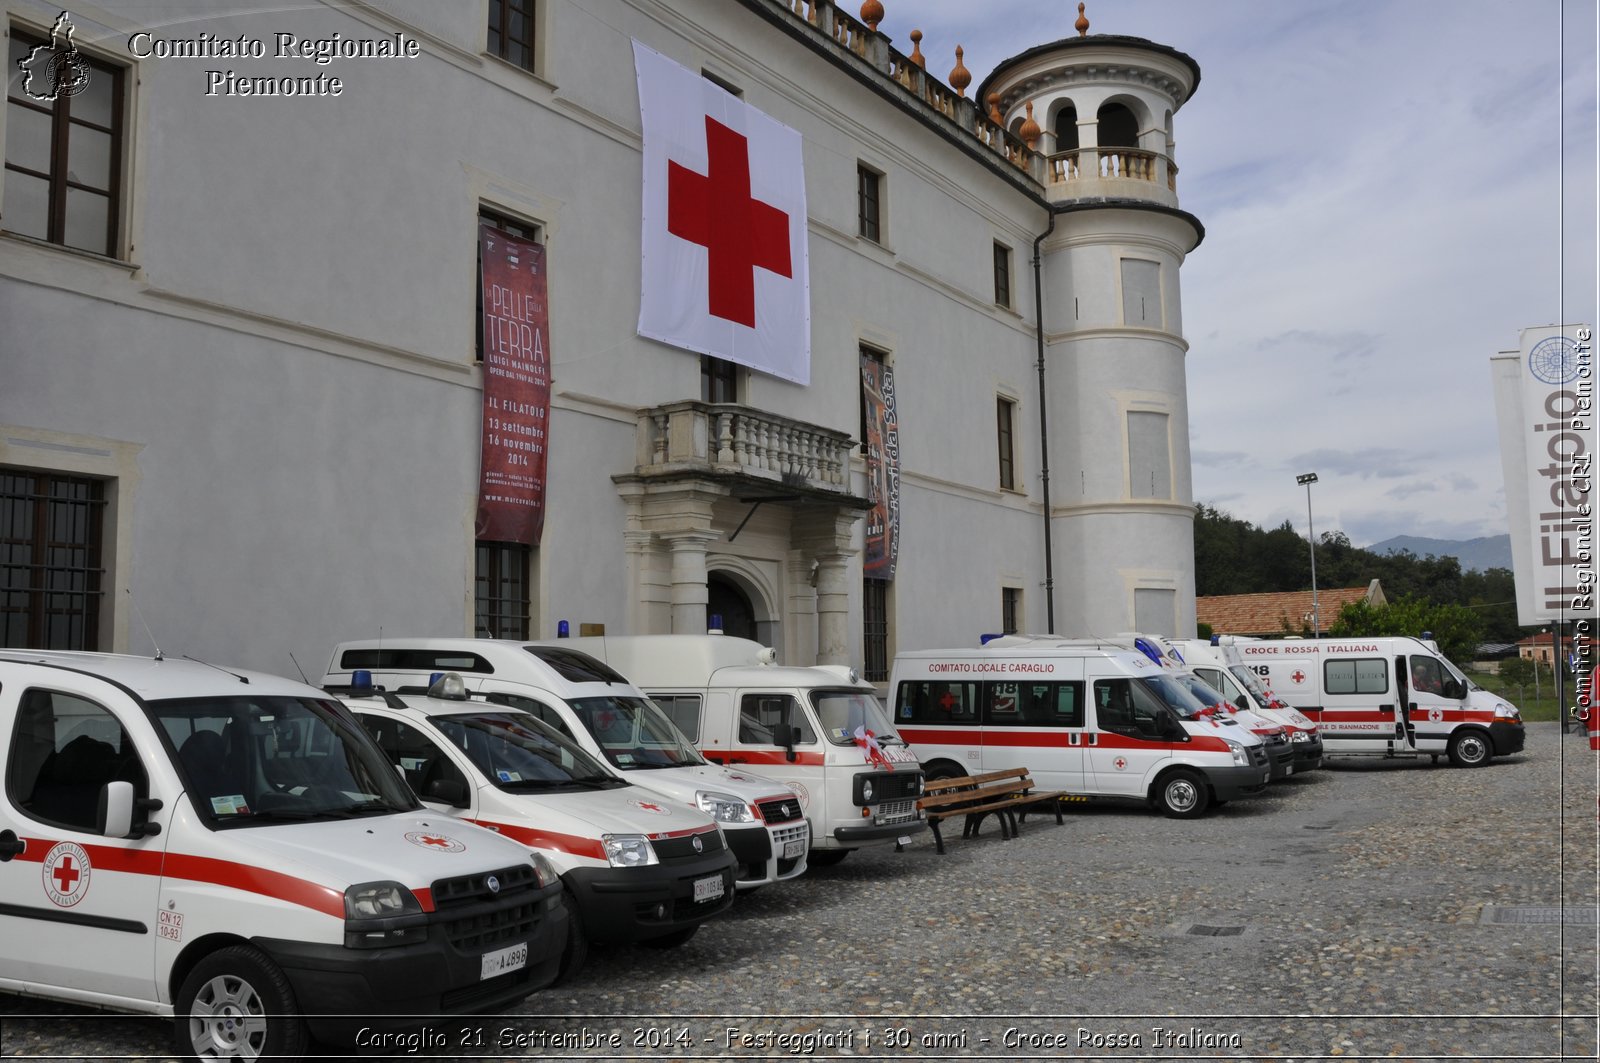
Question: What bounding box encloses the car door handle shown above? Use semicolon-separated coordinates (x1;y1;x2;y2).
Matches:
0;830;24;862
1378;704;1394;713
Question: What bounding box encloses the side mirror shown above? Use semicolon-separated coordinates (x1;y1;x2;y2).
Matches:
1234;695;1249;712
1164;715;1188;742
423;778;470;808
1443;678;1467;700
770;722;798;762
99;780;135;838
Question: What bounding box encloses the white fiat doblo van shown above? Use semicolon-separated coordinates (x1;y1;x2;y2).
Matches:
324;639;809;888
0;651;564;1061
337;674;736;979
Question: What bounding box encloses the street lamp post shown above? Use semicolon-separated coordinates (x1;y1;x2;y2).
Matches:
1296;472;1320;638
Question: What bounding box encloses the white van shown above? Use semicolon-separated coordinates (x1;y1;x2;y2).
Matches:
336;675;735;979
1168;637;1325;774
323;639;809;888
888;642;1272;818
1231;636;1526;766
0;651;564;1061
535;636;927;866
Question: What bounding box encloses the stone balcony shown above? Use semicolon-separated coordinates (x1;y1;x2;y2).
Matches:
1045;147;1179;207
631;401;862;500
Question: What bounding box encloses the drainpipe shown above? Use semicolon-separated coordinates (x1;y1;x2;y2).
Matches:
1032;207;1058;633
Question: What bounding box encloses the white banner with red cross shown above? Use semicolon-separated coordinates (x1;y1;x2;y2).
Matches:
633;40;811;385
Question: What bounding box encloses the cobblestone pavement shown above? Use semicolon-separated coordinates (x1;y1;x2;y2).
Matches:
2;722;1595;1061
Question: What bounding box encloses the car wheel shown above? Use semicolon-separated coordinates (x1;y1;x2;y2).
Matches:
1154;769;1210;819
925;762;965;782
175;944;306;1062
1448;729;1492;768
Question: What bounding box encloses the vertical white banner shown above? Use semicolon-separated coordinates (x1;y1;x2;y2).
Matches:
633;41;811;385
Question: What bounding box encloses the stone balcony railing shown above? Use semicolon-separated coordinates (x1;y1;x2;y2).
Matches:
633;401;855;493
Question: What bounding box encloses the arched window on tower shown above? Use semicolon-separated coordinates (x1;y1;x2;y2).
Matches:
1096;102;1142;178
1053;104;1079;151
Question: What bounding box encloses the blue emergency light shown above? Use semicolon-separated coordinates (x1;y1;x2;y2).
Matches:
557;619;569;638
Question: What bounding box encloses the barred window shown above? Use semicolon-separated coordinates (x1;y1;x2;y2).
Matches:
1;470;105;650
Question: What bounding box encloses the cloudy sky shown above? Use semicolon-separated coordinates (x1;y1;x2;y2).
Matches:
874;0;1597;548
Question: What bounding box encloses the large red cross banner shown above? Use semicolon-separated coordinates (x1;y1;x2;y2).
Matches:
476;223;551;545
633;41;811;385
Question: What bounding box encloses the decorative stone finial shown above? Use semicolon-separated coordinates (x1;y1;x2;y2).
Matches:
986;91;1003;125
860;0;884;31
908;29;924;67
1075;2;1090;37
1019;100;1040;149
949;46;971;97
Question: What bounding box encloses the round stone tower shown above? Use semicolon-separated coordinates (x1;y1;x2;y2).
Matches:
978;5;1204;638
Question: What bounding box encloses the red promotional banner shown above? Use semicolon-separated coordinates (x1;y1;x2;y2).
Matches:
476;223;551;545
861;354;900;580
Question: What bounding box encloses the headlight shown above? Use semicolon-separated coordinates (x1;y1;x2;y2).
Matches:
346;880;418;919
1290;730;1309;743
1223;739;1249;767
696;790;757;824
529;850;558;888
603;834;659;868
861;779;875;802
344;880;426;949
1494;704;1520;720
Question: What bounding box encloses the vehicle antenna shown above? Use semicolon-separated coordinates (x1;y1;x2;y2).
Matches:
126;588;163;661
288;652;310;684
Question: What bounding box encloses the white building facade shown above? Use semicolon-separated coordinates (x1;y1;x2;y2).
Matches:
1;0;1202;682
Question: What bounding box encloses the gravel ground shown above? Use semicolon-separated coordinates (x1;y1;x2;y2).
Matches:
2;721;1596;1061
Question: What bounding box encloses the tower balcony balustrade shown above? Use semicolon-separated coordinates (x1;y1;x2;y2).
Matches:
1044;146;1179;206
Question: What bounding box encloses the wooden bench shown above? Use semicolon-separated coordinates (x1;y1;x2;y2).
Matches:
915;767;1067;854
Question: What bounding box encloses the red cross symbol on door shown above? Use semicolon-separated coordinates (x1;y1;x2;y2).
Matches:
1291;670;1306;684
52;855;80;894
667;116;792;328
419;835;452;848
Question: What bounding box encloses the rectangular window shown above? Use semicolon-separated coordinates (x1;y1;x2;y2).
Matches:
4;30;124;256
649;694;703;743
1001;587;1021;635
857;164;881;243
993;242;1012;308
1326;658;1389;695
863;576;889;683
474;542;530;639
486;0;536;72
476;211;541;361
1120;257;1162;326
1132;587;1177;637
984;681;1084;727
1;470;105;650
1127;411;1172;500
893;680;979;724
701;70;742;97
701;356;739;403
997;397;1016;490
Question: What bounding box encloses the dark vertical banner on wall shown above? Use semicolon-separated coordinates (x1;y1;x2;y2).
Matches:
476;223;551;545
861;354;900;580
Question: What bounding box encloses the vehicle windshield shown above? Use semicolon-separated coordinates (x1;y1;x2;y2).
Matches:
1171;673;1232;710
1438;656;1468;686
151;695;417;826
567;696;705;770
1139;673;1216;721
1227;665;1278;708
810;689;905;746
433;711;626;791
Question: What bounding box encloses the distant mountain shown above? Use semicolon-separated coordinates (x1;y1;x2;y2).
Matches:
1365;534;1512;573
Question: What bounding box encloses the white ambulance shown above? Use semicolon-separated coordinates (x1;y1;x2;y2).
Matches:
531;635;927;866
335;674;735;979
1231;636;1526;766
1167;636;1325;774
888;641;1272;818
323;638;810;887
0;651;565;1061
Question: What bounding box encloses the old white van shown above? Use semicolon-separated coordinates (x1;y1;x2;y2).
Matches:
0;651;564;1060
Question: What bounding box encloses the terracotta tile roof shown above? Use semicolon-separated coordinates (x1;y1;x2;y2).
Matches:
1196;581;1385;637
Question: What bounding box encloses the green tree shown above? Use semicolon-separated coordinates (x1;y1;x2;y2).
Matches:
1497;655;1534;686
1328;595;1485;665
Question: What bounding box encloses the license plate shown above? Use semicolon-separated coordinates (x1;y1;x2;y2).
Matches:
480;941;528;980
783;838;807;859
693;874;724;903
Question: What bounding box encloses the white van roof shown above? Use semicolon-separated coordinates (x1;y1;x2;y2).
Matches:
327;637;640;691
533;635;869;691
0;649;322;700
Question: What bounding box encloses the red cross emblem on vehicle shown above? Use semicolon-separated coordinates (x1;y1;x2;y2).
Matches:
632;800;670;815
667;116;792;327
41;841;90;907
420;835;451;847
1291;670;1306;684
938;691;956;711
1113;757;1128;771
405;831;466;852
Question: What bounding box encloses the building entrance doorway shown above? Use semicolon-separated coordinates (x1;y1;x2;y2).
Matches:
707;572;758;641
